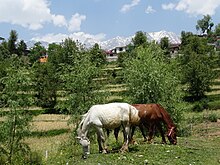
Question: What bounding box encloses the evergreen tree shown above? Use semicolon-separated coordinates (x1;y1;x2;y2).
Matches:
7;30;18;55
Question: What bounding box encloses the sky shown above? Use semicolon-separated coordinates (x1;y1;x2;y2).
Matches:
0;0;220;43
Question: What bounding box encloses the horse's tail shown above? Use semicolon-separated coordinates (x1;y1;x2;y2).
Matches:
157;104;175;128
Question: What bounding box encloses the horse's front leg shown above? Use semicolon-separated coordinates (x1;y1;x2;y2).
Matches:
139;123;147;142
120;125;130;153
96;128;108;153
156;123;167;144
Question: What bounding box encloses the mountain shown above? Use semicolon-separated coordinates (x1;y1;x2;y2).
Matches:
148;30;181;44
27;30;181;50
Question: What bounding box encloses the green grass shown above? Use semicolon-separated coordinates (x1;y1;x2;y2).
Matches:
44;135;220;165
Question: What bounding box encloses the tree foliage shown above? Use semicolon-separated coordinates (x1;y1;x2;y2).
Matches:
29;42;46;64
132;31;148;48
0;57;33;164
179;34;216;101
32;62;58;109
123;44;183;123
7;30;18;55
89;43;106;67
196;15;214;35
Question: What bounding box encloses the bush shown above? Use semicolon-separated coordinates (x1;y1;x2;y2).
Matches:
207;113;218;122
192;99;209;112
24;151;43;165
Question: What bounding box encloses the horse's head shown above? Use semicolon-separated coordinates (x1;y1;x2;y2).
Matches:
76;136;90;159
167;127;177;145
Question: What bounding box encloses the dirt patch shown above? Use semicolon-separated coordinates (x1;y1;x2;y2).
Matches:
192;120;220;137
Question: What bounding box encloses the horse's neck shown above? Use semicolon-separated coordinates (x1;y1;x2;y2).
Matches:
78;115;90;137
159;107;175;129
80;116;90;137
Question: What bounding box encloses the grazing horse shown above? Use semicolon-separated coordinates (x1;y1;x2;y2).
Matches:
76;103;140;158
111;104;177;145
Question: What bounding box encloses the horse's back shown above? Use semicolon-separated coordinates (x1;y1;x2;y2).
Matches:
132;104;163;120
87;103;133;129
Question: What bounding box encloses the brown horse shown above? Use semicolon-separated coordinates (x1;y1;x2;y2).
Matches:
110;104;177;145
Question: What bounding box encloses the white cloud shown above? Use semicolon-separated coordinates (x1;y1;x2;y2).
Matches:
68;13;86;32
0;0;86;32
52;15;67;27
162;3;175;10
162;0;220;16
145;5;156;14
120;0;140;13
31;32;106;43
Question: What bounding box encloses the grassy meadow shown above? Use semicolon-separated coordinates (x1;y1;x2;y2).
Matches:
23;110;220;165
20;74;220;165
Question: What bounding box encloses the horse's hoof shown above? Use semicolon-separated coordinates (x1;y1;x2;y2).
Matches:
82;155;88;159
102;149;108;154
119;147;129;153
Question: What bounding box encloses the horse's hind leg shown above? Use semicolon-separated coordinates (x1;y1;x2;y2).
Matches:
114;126;120;142
147;123;155;143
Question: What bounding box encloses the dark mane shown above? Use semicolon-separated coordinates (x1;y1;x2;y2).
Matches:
156;104;176;129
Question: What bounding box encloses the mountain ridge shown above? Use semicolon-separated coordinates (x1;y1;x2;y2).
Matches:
27;30;181;50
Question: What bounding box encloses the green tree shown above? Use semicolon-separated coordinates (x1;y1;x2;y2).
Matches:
7;30;18;55
179;35;216;101
117;31;148;67
214;23;220;36
32;62;58;109
0;57;33;164
0;41;10;60
57;39;107;117
17;40;27;56
196;15;214;35
29;42;46;64
132;31;148;48
89;43;106;67
123;44;183;123
60;38;80;65
160;37;170;57
47;43;63;67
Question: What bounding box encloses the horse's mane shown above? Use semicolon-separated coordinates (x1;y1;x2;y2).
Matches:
77;112;88;135
157;104;175;129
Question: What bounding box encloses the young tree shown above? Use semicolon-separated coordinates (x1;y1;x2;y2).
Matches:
47;43;63;67
0;41;10;60
51;38;108;116
196;14;214;35
179;35;216;101
28;42;46;64
7;30;18;55
123;44;183;123
89;43;106;67
160;37;170;57
17;40;27;56
0;57;33;164
214;23;220;36
132;31;148;48
32;62;58;109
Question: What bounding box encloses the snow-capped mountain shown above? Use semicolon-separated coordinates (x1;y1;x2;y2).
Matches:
27;30;181;50
148;30;181;44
